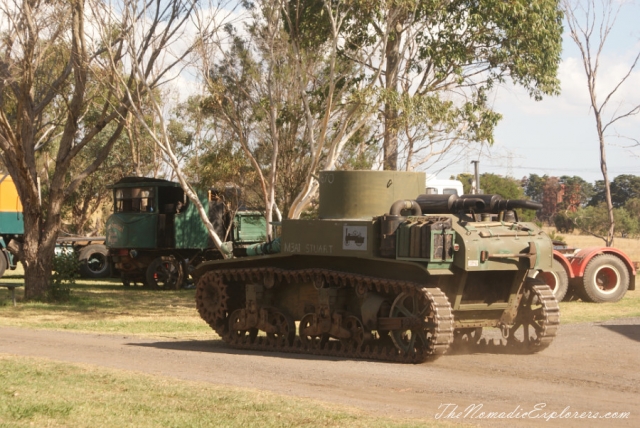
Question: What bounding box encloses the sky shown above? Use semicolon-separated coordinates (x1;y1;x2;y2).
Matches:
434;1;640;185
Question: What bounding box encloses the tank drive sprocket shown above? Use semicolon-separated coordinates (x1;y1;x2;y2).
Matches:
195;271;230;335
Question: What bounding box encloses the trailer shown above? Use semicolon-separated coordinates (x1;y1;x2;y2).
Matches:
1;173;112;279
535;242;636;303
0;175;23;278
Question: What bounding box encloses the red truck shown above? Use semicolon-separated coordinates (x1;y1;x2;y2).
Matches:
535;242;636;303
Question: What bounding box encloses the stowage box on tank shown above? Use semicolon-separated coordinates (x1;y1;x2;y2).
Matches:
194;170;559;363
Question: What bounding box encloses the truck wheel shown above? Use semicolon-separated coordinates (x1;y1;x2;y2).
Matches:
535;259;569;302
78;245;111;278
146;256;183;290
0;250;7;279
578;254;629;303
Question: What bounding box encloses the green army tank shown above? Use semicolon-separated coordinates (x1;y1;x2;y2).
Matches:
194;171;559;363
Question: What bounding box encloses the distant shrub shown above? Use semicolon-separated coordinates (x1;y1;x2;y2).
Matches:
554;212;575;233
49;251;80;302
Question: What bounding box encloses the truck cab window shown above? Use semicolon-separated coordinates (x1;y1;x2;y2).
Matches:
114;187;155;213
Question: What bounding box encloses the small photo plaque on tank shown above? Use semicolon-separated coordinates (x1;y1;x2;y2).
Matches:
343;225;367;250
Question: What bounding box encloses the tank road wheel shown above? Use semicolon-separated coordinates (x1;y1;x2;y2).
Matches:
146;256;184;290
388;288;453;358
340;316;366;351
535;259;569;302
578;254;629;303
195;272;229;335
266;310;295;347
506;278;560;353
299;314;328;349
228;309;258;344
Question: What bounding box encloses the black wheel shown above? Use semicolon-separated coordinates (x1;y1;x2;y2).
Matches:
78;245;110;278
0;250;7;279
146;256;184;290
535;259;569;302
578;254;629;303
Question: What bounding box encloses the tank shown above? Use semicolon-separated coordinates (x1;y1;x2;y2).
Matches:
194;170;559;363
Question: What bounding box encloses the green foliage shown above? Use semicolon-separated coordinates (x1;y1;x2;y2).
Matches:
48;252;80;302
554;212;575;234
455;172;537;221
478;173;524;199
566;204;640;239
591;175;640;208
558;175;594;209
625;198;640;220
547;229;565;243
523;173;547;202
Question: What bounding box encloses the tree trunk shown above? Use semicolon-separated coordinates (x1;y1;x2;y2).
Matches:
596;115;615;246
383;18;402;171
20;199;56;299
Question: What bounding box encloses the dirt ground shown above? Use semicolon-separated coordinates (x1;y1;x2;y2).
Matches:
1;319;639;427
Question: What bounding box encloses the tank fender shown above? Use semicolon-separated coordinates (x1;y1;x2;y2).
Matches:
361;293;387;331
570;247;636;291
552;251;575;279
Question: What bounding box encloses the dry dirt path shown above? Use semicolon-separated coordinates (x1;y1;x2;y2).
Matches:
1;318;639;427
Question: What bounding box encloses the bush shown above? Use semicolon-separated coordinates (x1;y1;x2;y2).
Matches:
554;212;575;233
547;229;566;243
565;204;639;239
49;251;80;302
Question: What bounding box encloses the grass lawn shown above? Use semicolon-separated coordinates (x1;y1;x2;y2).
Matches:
0;355;451;428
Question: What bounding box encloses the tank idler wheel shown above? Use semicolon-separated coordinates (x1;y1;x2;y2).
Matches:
195;272;230;334
505;278;559;353
299;313;328;349
229;309;258;344
389;291;438;356
451;328;483;353
340;316;366;351
266;310;295;347
146;256;183;290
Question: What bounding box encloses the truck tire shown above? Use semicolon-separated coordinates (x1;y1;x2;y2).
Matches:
0;250;7;279
146;256;183;290
536;259;569;302
578;254;629;303
78;245;111;278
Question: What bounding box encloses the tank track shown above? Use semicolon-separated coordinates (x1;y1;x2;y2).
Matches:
196;267;454;363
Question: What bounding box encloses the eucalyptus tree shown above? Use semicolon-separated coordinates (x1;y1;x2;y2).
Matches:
344;0;564;170
202;0;382;228
0;0;213;299
564;0;640;246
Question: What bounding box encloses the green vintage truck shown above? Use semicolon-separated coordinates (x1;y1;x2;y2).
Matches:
105;177;265;289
